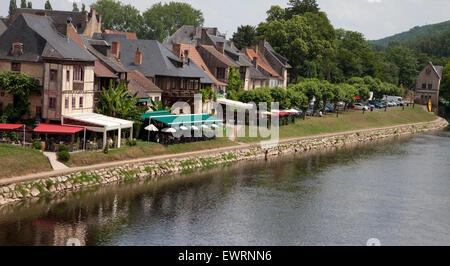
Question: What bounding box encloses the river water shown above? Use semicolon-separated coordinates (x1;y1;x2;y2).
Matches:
0;128;449;246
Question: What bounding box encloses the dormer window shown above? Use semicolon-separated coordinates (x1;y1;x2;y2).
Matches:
11;42;24;57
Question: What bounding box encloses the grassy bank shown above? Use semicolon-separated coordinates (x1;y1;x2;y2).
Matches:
0;144;53;178
0;106;438;177
237;106;437;142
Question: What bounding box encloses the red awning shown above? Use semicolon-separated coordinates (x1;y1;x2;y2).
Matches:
0;123;24;131
34;123;84;134
355;96;361;100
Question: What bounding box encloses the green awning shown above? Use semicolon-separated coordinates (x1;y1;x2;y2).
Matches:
152;114;222;126
141;110;171;119
138;98;151;103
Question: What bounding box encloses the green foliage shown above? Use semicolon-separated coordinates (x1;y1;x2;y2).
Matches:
286;0;320;18
103;142;109;154
20;0;26;8
232;25;258;50
149;98;170;111
370;20;450;48
27;1;32;8
44;0;52;10
72;3;79;12
200;86;214;103
32;141;42;150
57;150;70;162
265;5;286;22
140;2;204;41
441;62;450;101
96;80;142;120
91;0;143;36
127;139;137;146
58;145;69;153
227;67;242;100
238;87;273;107
9;0;17;17
0;71;37;122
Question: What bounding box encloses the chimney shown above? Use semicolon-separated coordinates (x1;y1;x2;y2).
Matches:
258;38;266;55
216;41;225;54
111;42;120;59
172;43;182;58
211;27;218;36
252;56;258;68
135;48;143;65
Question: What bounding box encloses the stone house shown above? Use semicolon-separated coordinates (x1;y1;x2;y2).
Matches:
414;62;443;110
99;34;214;113
0;14;97;123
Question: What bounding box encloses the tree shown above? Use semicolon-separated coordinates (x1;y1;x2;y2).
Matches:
232;25;257;50
0;71;37;122
27;1;32;8
72;3;79;12
266;5;286;22
439;62;450;101
44;0;52;10
20;0;26;8
386;44;418;88
72;2;80;12
149;99;170;111
96;81;141;120
141;2;204;41
91;0;143;35
286;0;320;18
81;3;85;12
8;0;17;17
227;67;242;100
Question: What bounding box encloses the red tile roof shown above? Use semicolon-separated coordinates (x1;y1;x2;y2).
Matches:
94;61;117;78
246;48;280;78
104;30;138;40
177;44;227;86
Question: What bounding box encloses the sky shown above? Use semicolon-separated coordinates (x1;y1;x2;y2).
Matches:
1;0;450;40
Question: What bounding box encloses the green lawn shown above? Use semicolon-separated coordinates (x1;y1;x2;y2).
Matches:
0;144;52;178
0;106;438;176
236;106;437;142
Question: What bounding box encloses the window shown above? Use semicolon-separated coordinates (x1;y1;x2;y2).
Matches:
48;97;56;109
428;84;433;90
11;62;21;72
36;106;41;114
72;98;76;109
216;68;226;79
422;83;426;89
73;66;83;81
155;97;160;103
50;70;57;82
65;97;69;109
79;97;83;108
66;70;70;82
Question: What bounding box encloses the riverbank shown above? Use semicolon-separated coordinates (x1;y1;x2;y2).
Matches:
0;112;447;206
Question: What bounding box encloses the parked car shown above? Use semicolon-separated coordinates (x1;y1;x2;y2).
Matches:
353;103;369;110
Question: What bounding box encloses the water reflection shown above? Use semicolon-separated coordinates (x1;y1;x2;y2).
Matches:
0;129;449;246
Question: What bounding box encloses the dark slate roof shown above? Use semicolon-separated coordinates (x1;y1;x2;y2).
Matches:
0;14;95;62
264;41;291;68
79;34;128;73
8;8;93;35
434;65;444;79
0;20;7;36
163;25;220;49
101;35;214;83
248;65;269;80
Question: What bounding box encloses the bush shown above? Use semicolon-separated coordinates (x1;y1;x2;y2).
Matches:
32;141;42;150
57;150;70;162
8;132;19;142
127;139;137;146
103;142;110;154
58;145;69;152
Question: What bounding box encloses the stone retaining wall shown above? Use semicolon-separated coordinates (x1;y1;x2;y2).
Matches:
0;118;448;206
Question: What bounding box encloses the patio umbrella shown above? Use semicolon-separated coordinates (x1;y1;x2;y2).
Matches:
161;127;177;133
210;124;219;129
179;126;189;131
201;124;210;129
191;126;200;131
145;124;159;131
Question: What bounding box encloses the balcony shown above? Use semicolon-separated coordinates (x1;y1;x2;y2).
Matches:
73;82;84;91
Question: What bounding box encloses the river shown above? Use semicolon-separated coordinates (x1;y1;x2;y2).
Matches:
0;128;449;246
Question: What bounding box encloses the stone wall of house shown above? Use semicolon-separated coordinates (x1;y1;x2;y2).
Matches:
0;118;448;206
